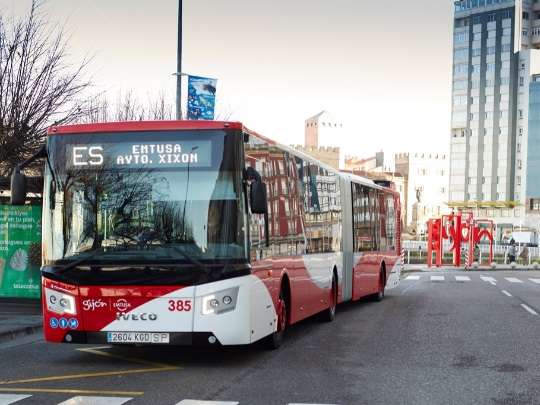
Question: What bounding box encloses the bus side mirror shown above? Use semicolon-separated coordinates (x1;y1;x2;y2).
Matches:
250;180;268;214
10;166;27;205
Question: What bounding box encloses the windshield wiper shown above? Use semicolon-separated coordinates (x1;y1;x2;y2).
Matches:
56;252;101;273
169;246;211;275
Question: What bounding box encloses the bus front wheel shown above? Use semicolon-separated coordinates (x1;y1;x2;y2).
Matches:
264;288;288;350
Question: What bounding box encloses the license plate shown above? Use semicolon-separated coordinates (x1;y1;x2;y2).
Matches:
107;332;170;344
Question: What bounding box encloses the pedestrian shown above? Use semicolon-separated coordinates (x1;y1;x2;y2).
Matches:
519;245;529;265
508;239;517;264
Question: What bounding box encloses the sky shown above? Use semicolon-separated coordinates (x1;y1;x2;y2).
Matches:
0;0;455;161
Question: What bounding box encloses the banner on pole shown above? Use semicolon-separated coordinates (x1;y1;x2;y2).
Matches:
187;75;217;120
0;205;42;299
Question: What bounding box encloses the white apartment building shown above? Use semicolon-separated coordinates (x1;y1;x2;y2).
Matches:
395;152;450;235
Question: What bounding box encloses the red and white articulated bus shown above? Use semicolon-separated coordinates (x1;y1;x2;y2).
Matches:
11;121;401;349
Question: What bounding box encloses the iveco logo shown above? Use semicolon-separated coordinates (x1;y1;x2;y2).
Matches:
116;312;158;321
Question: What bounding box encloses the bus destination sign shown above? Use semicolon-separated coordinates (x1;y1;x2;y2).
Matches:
66;141;212;169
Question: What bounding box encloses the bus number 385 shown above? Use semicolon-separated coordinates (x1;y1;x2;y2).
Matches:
168;300;192;312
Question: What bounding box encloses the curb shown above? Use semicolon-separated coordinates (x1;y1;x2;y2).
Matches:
402;266;539;273
0;323;42;344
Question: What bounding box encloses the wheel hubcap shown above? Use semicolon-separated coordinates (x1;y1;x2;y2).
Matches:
277;297;286;332
330;282;336;314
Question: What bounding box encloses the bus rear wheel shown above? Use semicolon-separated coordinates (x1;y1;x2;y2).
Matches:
374;269;385;302
264;288;288;350
320;274;337;322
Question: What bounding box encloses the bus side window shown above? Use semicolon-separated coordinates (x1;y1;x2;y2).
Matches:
386;194;396;251
352;184;376;252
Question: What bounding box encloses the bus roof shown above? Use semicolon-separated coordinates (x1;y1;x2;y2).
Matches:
47;120;243;135
243;127;394;194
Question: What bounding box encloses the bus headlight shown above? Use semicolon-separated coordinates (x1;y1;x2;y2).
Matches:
45;288;76;315
202;287;239;315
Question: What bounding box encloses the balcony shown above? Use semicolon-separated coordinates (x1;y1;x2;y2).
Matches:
531;19;540;48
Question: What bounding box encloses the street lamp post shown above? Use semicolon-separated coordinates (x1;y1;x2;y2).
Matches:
176;0;183;120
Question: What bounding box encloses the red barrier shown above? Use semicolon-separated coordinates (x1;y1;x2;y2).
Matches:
427;211;494;268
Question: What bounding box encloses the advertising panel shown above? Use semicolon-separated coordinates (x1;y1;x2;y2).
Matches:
0;205;42;298
187;75;217;120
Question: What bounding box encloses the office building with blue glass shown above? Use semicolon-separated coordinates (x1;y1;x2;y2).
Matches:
450;0;540;229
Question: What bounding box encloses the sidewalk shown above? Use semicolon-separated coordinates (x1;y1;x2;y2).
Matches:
0;298;42;344
403;263;540;272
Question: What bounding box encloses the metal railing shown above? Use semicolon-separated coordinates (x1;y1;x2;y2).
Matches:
402;240;539;267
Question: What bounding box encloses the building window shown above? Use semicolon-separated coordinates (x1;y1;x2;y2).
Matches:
454;32;469;43
454;63;469;75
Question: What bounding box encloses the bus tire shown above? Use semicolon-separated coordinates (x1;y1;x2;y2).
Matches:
320;273;337;322
374;267;386;302
264;286;288;350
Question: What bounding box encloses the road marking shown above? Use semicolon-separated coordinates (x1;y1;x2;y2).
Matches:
521;304;539;316
77;347;175;368
405;275;420;280
0;366;178;385
505;277;523;283
0;394;31;405
480;276;497;283
431;276;444;282
176;401;239;405
58;396;133;405
501;290;512;297
455;276;471;282
0;388;143;396
529;278;540;284
0;346;179;386
289;403;339;405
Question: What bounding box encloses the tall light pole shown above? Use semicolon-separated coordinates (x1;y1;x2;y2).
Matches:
176;0;183;120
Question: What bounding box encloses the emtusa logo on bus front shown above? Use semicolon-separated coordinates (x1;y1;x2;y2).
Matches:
113;299;131;312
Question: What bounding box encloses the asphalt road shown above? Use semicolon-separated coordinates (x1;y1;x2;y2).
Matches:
0;270;539;405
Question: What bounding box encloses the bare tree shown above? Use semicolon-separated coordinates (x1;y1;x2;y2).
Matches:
79;90;175;123
114;90;145;121
148;91;173;120
0;0;92;176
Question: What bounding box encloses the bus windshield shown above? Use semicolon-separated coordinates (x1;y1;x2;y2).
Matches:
42;129;247;273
